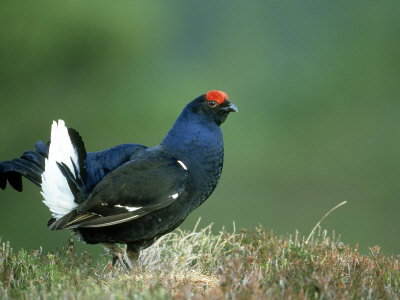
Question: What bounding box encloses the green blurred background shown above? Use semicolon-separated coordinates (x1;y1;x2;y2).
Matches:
0;1;399;256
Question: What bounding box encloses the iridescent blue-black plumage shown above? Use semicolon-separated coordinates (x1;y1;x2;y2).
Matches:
0;91;237;266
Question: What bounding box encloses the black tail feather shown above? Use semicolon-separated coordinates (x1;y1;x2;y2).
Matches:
68;127;87;183
20;151;46;170
0;128;85;194
53;127;88;204
0;170;5;190
0;141;48;192
8;159;41;186
34;141;49;157
7;170;23;191
56;161;86;203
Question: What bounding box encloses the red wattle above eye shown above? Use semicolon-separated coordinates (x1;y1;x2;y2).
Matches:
206;90;228;104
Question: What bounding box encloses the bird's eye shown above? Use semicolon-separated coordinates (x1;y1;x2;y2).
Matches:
208;100;218;108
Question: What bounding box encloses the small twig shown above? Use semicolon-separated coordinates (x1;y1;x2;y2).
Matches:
306;201;347;244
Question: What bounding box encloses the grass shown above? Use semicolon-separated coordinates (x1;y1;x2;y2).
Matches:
1;219;399;299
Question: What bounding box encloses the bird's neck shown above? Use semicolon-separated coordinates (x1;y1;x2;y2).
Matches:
161;110;225;209
160;110;224;162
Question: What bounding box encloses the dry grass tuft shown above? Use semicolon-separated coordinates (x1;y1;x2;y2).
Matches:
1;220;399;299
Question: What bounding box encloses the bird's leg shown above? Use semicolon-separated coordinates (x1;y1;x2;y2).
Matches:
126;244;140;270
102;242;131;271
111;255;118;266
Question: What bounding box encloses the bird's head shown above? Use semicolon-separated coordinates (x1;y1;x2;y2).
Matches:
188;90;238;126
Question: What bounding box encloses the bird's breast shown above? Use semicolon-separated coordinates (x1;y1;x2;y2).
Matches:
179;146;224;209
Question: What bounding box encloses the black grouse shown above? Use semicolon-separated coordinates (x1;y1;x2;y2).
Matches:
0;90;237;269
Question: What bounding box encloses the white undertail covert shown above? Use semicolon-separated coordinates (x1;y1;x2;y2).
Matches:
41;120;78;219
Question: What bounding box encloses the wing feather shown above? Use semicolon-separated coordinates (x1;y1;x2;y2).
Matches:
49;147;188;230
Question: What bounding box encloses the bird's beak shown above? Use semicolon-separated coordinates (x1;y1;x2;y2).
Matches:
223;102;239;112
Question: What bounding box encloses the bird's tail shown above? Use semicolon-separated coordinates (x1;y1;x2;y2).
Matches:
0;141;48;192
40;120;88;220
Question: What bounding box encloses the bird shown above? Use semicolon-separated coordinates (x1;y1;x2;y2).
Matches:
0;90;238;269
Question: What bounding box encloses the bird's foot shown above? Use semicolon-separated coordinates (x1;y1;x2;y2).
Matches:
102;243;132;271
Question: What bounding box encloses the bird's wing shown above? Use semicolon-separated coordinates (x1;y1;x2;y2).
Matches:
49;147;188;230
84;143;147;193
